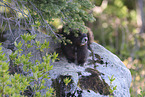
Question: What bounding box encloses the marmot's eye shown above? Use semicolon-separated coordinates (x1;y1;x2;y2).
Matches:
81;37;88;45
84;38;88;42
82;37;88;42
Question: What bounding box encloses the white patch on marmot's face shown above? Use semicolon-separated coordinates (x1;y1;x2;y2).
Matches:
81;37;88;46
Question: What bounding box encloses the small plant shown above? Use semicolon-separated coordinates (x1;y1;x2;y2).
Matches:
21;33;37;49
108;75;117;97
63;77;72;86
1;33;58;96
0;43;29;96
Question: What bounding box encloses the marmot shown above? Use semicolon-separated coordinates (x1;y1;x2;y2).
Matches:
58;26;94;65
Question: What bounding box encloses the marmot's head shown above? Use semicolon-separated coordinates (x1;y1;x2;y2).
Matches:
68;29;88;46
58;26;88;46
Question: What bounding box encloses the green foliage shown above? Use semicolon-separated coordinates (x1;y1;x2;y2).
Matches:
91;0;137;59
0;44;29;96
32;0;95;22
104;0;128;18
89;1;145;96
27;0;95;33
0;33;58;96
0;0;95;35
108;75;117;96
35;39;50;52
63;77;71;86
21;33;36;43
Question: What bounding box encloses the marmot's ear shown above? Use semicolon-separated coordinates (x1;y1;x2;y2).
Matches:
87;27;94;44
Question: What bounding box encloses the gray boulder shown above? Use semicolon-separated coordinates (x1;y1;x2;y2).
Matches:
48;42;132;97
1;30;132;97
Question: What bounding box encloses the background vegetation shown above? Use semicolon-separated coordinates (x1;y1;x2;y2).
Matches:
87;0;145;96
0;0;145;96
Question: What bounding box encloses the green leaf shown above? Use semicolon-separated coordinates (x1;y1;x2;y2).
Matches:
51;52;59;62
17;41;23;49
27;52;32;58
1;62;9;72
34;72;38;81
14;73;20;80
37;72;43;78
63;77;71;86
9;52;18;60
36;91;41;97
14;41;18;47
40;85;46;90
27;43;33;48
113;86;117;90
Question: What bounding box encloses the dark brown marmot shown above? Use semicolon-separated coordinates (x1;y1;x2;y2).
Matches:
58;26;94;65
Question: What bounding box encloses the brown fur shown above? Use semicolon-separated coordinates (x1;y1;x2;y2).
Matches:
59;26;94;65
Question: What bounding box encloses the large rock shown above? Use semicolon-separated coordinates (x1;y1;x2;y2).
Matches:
47;42;132;97
1;30;132;97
